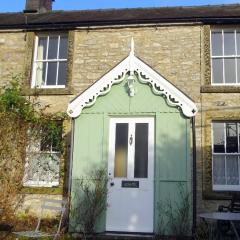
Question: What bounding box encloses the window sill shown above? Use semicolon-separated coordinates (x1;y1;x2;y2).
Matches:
201;85;240;93
213;185;240;191
23;181;59;188
203;189;233;200
21;87;74;96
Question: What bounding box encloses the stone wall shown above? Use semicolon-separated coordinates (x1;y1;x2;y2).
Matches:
0;24;237;217
71;26;202;101
0;32;26;88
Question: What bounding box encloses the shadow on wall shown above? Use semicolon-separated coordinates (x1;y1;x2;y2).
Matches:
154;116;192;237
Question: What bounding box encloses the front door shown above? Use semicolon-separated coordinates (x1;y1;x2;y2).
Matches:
106;118;154;233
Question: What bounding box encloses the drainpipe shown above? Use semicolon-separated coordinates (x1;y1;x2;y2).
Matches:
66;118;75;232
191;116;197;237
68;118;75;195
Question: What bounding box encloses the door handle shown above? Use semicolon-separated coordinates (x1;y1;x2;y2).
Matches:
110;182;114;187
129;134;133;145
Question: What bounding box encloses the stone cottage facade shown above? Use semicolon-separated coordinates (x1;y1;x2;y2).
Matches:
1;0;240;236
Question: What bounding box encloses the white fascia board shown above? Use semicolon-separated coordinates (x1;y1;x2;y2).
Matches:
67;56;130;118
67;54;198;118
134;56;198;117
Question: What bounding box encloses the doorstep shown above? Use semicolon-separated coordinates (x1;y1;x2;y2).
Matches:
72;232;155;240
96;232;155;240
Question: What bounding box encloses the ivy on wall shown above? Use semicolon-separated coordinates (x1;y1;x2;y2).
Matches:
0;75;66;224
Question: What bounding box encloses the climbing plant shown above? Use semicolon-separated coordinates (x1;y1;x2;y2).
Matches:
0;76;66;224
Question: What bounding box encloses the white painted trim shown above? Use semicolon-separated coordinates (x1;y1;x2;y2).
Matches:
108;117;154;179
35;85;66;89
31;34;68;89
128;121;135;179
212;122;240;191
211;29;240;85
108;119;117;179
213;185;240;191
31;35;39;88
67;46;197;118
23;181;59;187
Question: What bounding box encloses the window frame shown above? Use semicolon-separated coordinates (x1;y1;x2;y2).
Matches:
211;29;240;86
212;121;240;191
108;118;154;180
24;150;61;188
31;33;68;89
23;122;63;188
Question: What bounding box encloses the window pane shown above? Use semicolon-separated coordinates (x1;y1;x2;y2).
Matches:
114;123;128;178
226;123;238;153
37;37;47;60
59;36;68;59
226;155;239;185
225;58;236;84
40;135;51;152
52;122;63;152
213;155;225;185
236;32;240;55
134;123;148;178
46;62;57;85
39;153;60;183
237;59;240;83
213;122;225;153
48;36;58;59
212;58;223;84
58;62;67;85
35;62;46;87
211;31;223;56
224;31;235;55
239;123;240;152
24;152;60;185
24;154;40;183
40;121;62;152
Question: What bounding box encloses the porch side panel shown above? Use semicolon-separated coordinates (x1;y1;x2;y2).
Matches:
70;113;106;232
155;112;192;235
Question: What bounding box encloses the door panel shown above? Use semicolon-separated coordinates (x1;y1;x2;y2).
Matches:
134;123;149;178
106;118;154;233
114;123;128;178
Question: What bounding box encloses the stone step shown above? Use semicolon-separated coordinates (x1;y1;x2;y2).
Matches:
72;232;156;240
97;232;155;240
72;232;192;239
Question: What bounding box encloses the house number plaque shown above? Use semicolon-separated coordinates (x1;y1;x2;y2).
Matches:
121;181;139;188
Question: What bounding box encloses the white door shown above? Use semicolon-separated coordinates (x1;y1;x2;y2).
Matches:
106;118;154;233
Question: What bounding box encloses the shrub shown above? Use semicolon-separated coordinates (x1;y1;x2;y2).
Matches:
70;168;108;237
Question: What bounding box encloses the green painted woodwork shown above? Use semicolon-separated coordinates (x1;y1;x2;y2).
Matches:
71;113;105;178
70;77;192;235
83;79;176;114
154;112;191;234
156;113;190;181
70;113;107;232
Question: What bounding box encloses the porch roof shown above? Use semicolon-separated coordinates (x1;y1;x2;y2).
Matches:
67;39;198;118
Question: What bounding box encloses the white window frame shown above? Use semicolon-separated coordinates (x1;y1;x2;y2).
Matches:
211;29;240;85
31;33;68;89
24;151;61;188
108;117;154;180
23;125;62;188
212;122;240;191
